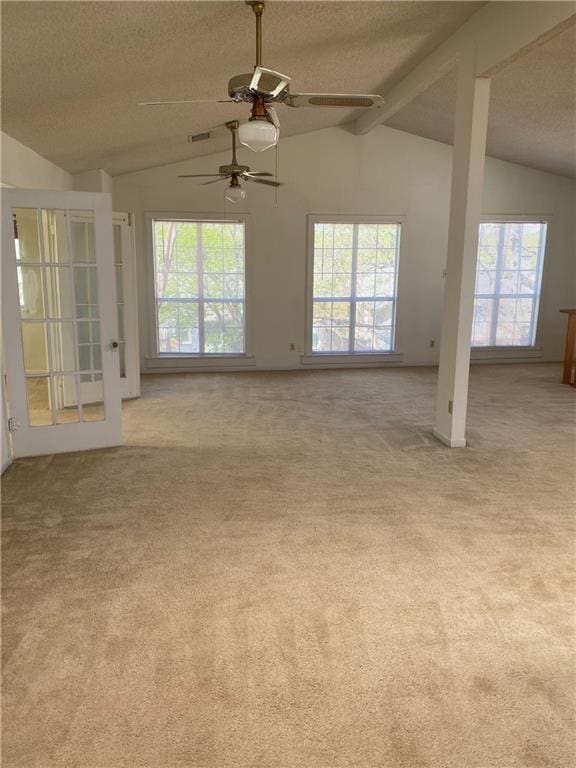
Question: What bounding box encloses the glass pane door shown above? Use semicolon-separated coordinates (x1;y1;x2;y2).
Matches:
2;189;121;458
15;207;107;426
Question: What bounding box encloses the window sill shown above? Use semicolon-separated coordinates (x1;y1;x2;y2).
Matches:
301;352;403;367
145;354;256;372
470;346;543;361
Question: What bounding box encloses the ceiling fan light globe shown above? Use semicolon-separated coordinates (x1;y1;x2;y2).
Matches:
225;185;247;204
238;119;278;152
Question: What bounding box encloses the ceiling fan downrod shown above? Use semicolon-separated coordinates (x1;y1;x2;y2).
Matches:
226;120;240;165
247;1;266;68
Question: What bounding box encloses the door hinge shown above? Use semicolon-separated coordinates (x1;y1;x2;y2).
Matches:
7;417;19;433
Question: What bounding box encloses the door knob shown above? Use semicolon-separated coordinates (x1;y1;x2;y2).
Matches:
111;341;119;348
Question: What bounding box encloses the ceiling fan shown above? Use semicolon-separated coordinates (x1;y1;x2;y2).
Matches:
178;120;281;202
140;0;384;152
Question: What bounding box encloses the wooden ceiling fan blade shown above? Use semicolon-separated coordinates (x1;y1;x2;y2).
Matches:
178;174;226;178
138;99;235;106
284;93;384;109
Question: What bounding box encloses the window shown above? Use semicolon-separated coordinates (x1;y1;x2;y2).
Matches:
472;221;547;347
152;219;246;355
310;220;401;354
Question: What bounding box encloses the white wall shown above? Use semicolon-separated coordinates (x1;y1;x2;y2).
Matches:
113;124;576;372
1;132;73;190
0;133;112;193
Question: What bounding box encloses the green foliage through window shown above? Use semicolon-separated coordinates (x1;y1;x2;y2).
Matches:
312;222;400;353
472;221;546;347
153;220;245;355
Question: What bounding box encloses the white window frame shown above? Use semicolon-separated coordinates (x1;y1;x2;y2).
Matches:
145;212;253;363
305;214;405;361
471;214;549;354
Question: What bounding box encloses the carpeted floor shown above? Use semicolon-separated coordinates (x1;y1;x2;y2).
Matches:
2;363;575;768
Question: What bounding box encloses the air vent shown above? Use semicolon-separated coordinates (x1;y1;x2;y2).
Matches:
188;132;211;144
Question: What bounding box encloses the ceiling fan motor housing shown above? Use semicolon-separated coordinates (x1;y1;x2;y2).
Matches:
219;163;250;175
228;73;289;102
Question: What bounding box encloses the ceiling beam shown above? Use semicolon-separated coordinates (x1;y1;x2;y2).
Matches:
355;1;576;136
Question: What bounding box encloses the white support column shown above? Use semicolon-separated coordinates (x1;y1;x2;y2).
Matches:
433;56;491;448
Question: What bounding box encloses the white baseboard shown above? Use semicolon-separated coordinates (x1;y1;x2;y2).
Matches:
140;358;562;376
144;354;257;374
433;428;467;448
301;352;404;367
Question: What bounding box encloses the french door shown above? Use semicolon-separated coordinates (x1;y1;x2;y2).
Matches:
2;189;122;457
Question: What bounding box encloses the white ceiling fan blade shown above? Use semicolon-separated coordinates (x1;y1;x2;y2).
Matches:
138;99;235;106
249;66;291;98
242;172;274;178
284;93;384;109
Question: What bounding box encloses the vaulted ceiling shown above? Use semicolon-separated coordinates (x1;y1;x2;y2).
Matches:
1;1;482;175
388;20;576;179
2;1;575;178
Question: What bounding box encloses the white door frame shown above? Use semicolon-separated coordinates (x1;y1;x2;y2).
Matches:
2;188;122;457
114;212;140;399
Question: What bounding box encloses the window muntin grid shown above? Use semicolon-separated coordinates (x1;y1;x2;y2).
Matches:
311;222;401;353
153;220;246;355
472;221;547;347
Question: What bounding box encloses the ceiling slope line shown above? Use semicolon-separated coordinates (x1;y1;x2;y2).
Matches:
356;1;576;135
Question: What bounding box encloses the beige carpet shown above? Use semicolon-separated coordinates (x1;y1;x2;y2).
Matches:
2;363;575;768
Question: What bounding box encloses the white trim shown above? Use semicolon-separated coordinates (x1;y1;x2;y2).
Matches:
1;363;12;473
301;352;403;367
433;428;467;449
480;214;552;222
144;211;252;359
144;354;256;373
113;212;141;399
142;358;561;375
471;345;543;361
305;214;406;358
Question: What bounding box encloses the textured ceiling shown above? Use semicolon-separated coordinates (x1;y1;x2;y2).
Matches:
387;20;576;178
1;1;484;175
